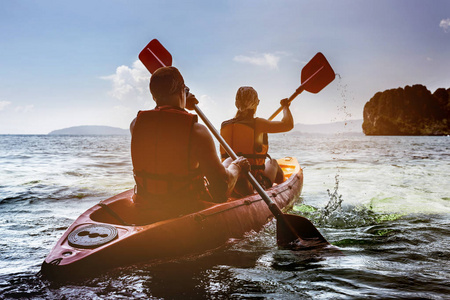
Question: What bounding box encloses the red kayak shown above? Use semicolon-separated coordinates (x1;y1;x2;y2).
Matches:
41;157;303;279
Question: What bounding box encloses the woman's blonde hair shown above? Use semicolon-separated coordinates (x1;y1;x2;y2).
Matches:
235;86;259;119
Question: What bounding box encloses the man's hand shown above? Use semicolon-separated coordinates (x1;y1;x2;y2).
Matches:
186;92;199;111
231;156;251;174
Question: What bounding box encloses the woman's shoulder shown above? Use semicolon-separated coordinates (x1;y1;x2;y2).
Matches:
221;118;236;127
254;117;270;126
222;117;256;127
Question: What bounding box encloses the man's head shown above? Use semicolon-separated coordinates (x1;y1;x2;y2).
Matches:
235;86;260;112
149;66;185;106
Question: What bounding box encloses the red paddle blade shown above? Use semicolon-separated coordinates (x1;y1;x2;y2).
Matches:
277;213;329;249
301;52;335;94
139;39;172;73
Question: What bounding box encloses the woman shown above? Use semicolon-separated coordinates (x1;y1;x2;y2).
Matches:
220;86;294;196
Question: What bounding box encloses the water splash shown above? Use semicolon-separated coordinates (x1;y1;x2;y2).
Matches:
321;174;344;220
293;174;403;229
331;74;357;133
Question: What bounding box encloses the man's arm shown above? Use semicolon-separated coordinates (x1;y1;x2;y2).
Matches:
191;123;243;202
130;117;136;135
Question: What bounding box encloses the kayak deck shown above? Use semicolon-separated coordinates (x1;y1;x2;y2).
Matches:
41;157;303;279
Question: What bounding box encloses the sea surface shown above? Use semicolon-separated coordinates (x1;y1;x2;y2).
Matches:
0;134;449;299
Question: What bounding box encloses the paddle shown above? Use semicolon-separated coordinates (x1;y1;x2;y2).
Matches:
139;39;330;249
268;52;335;121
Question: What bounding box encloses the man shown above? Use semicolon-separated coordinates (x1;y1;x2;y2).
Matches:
130;66;249;219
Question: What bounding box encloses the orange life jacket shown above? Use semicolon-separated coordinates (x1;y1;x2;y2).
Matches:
131;106;208;210
220;117;269;175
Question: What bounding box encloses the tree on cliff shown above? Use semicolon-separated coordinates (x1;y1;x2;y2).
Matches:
362;85;450;135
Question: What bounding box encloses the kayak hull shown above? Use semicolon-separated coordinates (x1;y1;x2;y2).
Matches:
41;157;303;279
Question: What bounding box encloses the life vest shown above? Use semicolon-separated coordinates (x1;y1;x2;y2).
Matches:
220;117;269;175
131;106;209;211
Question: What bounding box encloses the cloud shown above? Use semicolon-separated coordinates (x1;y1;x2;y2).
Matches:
0;101;11;111
15;104;34;113
101;60;150;102
0;101;34;113
440;18;450;32
234;52;281;69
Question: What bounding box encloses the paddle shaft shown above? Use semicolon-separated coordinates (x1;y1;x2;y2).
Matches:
196;105;319;246
197;102;330;248
268;65;324;121
194;104;284;219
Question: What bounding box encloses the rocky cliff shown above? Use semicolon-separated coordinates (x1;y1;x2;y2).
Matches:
362;85;450;135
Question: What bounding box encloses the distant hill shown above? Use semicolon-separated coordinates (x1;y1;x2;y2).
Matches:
293;119;363;135
49;121;363;136
48;125;129;135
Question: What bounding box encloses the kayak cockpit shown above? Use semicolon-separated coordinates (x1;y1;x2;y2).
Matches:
90;197;139;226
90;195;217;226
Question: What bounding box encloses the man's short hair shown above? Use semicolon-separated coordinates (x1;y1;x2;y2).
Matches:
149;66;184;101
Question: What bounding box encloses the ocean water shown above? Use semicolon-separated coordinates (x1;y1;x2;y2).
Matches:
0;134;449;299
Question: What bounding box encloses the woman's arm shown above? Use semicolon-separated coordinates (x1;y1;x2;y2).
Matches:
256;99;294;134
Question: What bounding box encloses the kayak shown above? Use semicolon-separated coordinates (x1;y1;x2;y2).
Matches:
41;157;303;279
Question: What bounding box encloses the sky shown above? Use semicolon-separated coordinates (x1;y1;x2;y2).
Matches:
0;0;449;134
